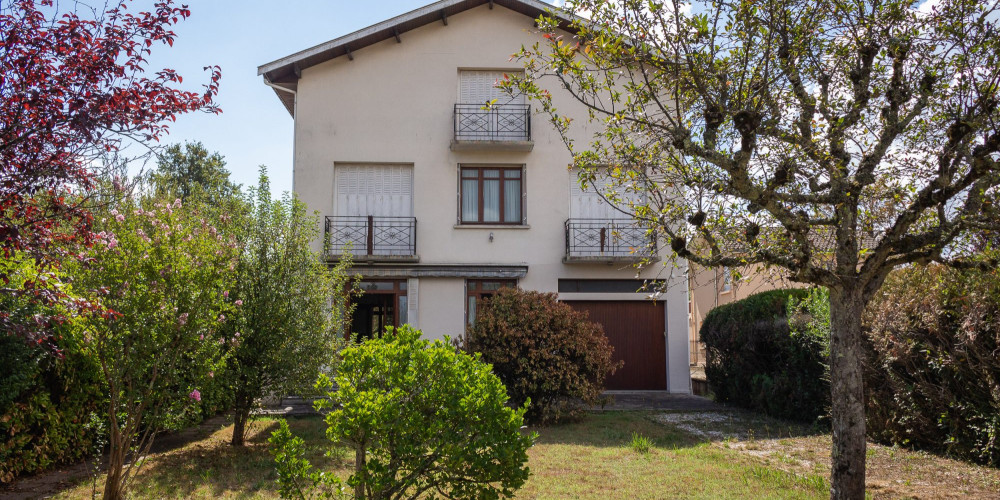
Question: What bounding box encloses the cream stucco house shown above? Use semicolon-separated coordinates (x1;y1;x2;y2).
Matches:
257;0;690;393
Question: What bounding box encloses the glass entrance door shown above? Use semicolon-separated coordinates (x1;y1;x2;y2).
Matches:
350;280;407;340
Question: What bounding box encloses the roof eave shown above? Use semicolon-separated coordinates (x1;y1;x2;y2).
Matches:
256;0;576;87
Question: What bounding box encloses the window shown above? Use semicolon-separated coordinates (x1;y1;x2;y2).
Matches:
557;279;664;293
459;166;523;224
720;267;732;293
466;279;517;326
459;70;524;106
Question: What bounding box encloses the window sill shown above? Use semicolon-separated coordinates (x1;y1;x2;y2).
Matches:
454;224;531;229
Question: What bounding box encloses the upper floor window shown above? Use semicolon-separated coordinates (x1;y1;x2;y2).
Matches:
720;267;733;293
459;70;523;106
460;166;523;225
455;70;529;143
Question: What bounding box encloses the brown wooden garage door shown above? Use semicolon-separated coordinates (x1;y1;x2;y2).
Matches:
564;301;667;390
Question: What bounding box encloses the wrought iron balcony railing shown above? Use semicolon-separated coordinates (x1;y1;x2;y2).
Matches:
565;219;656;261
325;216;417;261
453;103;531;142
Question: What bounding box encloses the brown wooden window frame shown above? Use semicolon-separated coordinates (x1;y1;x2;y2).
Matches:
465;279;517;327
350;280;408;338
458;165;524;225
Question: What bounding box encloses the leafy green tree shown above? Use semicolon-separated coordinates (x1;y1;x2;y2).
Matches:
149;141;240;204
513;0;1000;496
226;169;356;447
271;326;535;500
72;195;236;500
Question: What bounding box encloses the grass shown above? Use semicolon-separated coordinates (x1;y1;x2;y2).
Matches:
629;431;652;454
42;410;1000;499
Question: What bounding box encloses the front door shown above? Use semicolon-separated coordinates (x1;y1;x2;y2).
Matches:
352;293;395;341
350;280;408;340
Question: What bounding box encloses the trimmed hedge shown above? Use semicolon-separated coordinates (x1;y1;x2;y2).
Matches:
702;268;1000;466
701;288;829;422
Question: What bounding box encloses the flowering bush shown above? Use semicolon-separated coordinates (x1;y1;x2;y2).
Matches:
72;196;236;500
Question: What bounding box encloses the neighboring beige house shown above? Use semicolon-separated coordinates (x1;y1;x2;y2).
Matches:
258;0;691;392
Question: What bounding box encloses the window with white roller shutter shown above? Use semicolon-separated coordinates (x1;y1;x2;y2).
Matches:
569;170;640;220
334;164;413;217
567;170;649;257
458;70;524;105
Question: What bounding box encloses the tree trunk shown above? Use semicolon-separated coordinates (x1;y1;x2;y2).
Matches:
231;398;250;446
828;287;867;500
355;441;367;499
103;427;126;500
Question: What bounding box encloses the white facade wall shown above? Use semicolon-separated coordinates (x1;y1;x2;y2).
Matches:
288;4;690;392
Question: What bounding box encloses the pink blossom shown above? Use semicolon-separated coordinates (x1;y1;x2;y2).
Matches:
115;214;125;222
177;313;189;326
234;300;243;306
173;198;182;209
218;314;226;322
208;371;214;378
188;390;201;402
234;332;240;338
199;333;204;340
223;290;229;298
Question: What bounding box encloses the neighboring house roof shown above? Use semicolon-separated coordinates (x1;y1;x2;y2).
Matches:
257;0;572;116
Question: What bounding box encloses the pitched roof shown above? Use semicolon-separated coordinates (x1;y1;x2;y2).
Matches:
257;0;571;116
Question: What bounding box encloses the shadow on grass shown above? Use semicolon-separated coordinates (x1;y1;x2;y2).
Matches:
122;415;339;499
529;410;827;451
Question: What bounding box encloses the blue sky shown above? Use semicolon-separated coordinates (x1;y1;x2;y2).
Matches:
143;0;559;197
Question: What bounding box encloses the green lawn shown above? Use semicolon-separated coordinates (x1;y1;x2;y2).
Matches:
51;411;830;499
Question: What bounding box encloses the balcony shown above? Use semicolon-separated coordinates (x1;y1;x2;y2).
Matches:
451;103;532;151
325;216;418;263
564;219;658;264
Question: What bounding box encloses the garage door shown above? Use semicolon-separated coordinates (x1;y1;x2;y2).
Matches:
564;301;667;390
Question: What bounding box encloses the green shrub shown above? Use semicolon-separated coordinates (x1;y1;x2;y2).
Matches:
224;170;356;447
865;265;1000;466
464;287;620;424
0;334;39;413
700;288;830;422
271;326;535;499
0;338;106;483
0;261;106;484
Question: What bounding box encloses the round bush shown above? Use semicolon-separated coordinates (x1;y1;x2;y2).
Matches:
272;325;534;499
465;287;619;424
700;288;829;422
